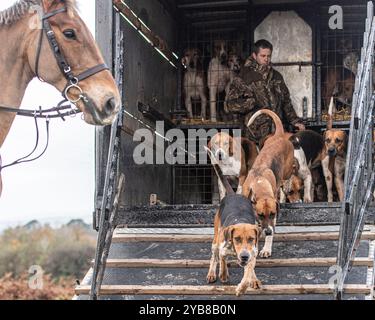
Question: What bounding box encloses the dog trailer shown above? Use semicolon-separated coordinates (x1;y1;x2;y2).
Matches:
74;0;375;300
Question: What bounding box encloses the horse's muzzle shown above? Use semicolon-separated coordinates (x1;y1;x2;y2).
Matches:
81;94;119;125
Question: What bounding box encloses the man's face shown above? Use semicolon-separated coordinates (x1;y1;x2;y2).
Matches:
252;48;272;66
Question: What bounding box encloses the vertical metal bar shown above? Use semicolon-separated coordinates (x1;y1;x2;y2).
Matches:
95;0;114;230
336;1;375;299
316;5;322;123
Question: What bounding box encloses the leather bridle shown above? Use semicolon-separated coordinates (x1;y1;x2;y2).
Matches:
35;4;109;104
0;3;111;172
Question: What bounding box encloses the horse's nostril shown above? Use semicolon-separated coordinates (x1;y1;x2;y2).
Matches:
105;97;116;115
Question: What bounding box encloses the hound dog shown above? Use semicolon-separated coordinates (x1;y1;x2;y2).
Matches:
205;151;261;296
182;48;207;120
208;41;241;122
208;131;258;200
322;98;348;202
284;130;325;203
242;110;294;258
280;161;304;204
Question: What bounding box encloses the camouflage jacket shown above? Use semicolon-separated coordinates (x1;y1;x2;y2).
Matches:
226;57;302;141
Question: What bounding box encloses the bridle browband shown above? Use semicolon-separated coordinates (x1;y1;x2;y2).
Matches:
0;3;110;172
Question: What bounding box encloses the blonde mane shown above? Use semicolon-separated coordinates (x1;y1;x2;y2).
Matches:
0;0;77;26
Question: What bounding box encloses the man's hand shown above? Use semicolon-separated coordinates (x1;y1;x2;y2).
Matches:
294;122;305;131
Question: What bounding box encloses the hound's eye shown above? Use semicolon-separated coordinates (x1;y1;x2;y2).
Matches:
247;237;254;243
335;138;342;143
326;138;331;143
63;29;77;40
234;237;242;243
270;213;276;219
258;215;264;221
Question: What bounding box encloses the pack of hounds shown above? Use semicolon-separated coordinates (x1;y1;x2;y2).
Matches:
182;40;241;122
204;107;348;296
182;39;358;122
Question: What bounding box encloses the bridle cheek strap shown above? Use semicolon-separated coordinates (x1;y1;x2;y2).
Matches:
35;6;109;103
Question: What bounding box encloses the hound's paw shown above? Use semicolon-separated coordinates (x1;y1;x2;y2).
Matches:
235;283;248;296
259;249;272;258
303;196;312;203
219;271;229;283
249;278;262;289
206;272;217;284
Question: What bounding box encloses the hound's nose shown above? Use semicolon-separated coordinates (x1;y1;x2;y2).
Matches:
328;147;337;157
265;228;273;236
240;252;250;264
104;97;117;116
220;53;228;62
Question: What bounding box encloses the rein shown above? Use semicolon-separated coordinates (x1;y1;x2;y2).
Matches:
0;99;81;172
0;3;108;172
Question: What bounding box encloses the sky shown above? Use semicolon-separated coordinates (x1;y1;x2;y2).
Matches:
0;0;97;230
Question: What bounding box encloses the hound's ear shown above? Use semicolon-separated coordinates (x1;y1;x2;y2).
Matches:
207;140;212;150
255;226;261;245
249;188;257;205
223;226;234;243
228;136;234;157
292;158;300;174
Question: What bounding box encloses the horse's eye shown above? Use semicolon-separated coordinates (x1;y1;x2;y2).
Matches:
63;29;77;40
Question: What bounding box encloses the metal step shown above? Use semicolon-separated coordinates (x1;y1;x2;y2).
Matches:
116;203;375;226
98;257;373;268
75;284;371;296
112;230;375;243
74;227;375;300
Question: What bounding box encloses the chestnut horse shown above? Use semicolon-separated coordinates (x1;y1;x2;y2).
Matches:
0;0;121;197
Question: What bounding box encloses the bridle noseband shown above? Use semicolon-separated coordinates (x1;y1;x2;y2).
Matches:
35;4;109;104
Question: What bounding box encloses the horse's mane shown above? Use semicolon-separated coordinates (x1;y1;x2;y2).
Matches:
0;0;77;26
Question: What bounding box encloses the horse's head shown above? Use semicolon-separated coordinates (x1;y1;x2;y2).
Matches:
27;0;121;125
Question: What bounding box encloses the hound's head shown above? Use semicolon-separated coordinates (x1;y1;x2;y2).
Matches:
223;224;260;267
283;174;303;203
181;48;202;70
249;189;278;236
343;51;359;75
228;54;241;74
213;40;228;64
324;129;347;157
208;132;241;164
336;76;355;106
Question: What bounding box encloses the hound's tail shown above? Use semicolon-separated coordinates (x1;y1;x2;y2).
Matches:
247;109;284;137
204;146;235;195
327;96;335;130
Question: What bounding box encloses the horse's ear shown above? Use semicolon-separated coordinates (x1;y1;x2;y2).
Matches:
223;226;234;243
41;0;63;12
41;0;56;11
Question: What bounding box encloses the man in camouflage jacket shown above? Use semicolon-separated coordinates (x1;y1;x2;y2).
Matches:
226;39;305;143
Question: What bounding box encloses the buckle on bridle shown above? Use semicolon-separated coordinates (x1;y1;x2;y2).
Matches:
64;66;72;74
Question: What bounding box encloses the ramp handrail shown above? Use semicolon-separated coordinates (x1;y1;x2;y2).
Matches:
335;1;375;300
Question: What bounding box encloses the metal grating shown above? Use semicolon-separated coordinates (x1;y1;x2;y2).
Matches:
320;4;366;121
